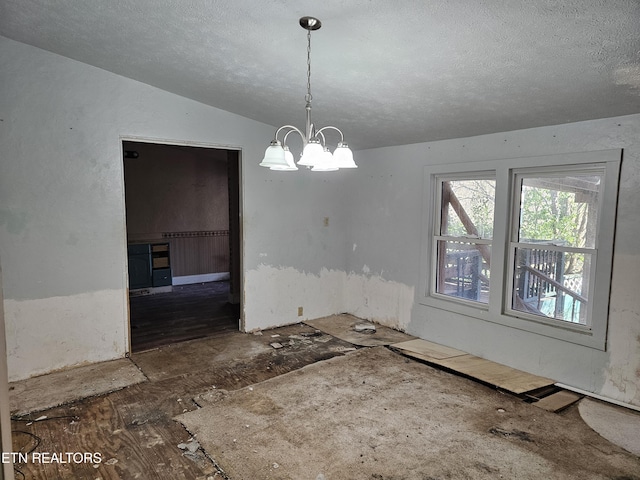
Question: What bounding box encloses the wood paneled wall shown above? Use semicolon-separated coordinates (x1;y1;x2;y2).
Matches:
163;231;230;276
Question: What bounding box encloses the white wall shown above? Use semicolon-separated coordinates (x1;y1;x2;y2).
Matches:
344;114;640;407
0;36;348;380
3;35;638;408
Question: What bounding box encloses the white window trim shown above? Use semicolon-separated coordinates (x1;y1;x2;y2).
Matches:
430;171;495;309
420;149;622;350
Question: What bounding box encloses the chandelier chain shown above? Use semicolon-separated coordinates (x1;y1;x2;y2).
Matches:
306;29;312;103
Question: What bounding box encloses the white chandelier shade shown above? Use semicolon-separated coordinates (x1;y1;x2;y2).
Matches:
260;17;357;172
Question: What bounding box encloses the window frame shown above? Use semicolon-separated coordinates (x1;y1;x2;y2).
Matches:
420;149;621;350
505;165;605;330
431;172;496;308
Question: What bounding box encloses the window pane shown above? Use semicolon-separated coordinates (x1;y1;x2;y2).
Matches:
436;241;490;303
441;179;495;239
518;174;602;248
512;247;590;324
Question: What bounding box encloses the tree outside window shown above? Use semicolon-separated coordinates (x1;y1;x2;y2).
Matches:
510;172;602;325
434;177;495;304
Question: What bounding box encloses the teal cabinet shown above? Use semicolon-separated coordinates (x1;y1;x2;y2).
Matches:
128;242;172;288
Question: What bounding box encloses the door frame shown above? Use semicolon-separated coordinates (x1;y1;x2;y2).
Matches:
119;136;244;352
0;259;15;480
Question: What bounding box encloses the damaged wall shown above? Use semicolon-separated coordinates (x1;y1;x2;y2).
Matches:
243;266;414;332
0;35;360;381
0;36;336;380
242;170;351;330
344;114;640;407
2;34;639;410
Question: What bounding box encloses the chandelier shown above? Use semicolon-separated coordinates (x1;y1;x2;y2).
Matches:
259;16;357;171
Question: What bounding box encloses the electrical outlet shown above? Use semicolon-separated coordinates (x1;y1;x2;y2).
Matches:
298;306;304;316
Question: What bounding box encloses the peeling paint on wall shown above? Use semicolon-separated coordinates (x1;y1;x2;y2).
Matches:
344;272;415;331
601;254;640;405
244;264;346;331
243;264;414;333
4;289;128;381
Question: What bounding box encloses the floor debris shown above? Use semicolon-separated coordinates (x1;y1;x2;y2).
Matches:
306;314;414;346
488;427;534;442
195;388;229;407
354;323;377;333
300;330;323;338
332;346;357;352
312;335;332;343
178;440;201;453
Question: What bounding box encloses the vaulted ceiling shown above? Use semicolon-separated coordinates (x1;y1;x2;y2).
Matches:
2;0;639;150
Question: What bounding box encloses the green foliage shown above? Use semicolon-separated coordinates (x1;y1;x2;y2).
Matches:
518;183;592;274
445;179;495;238
519;186;588;248
442;177;595;276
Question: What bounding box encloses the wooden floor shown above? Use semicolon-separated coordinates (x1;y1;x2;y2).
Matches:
129;281;239;352
10;324;356;479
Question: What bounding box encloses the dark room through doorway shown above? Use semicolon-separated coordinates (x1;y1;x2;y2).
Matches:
122;140;241;352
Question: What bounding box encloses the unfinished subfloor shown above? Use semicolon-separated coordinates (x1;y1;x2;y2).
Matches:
9;321;640;480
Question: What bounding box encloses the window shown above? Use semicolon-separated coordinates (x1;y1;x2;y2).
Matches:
434;176;495;304
508;169;602;325
421;150;621;350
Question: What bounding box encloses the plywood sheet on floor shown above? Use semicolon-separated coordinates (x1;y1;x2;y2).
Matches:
391;338;467;360
176;347;640;480
534;390;581;412
305;314;415;346
9;358;146;416
392;339;554;394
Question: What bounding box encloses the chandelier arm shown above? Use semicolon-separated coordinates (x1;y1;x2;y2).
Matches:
275;125;306;145
282;127;306;148
315;125;345;145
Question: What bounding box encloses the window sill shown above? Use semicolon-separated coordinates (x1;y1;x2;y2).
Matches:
419;294;605;351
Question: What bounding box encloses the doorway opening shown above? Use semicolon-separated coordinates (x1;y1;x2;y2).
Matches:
122;140;242;352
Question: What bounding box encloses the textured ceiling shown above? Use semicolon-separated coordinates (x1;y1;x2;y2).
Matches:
1;0;640;150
